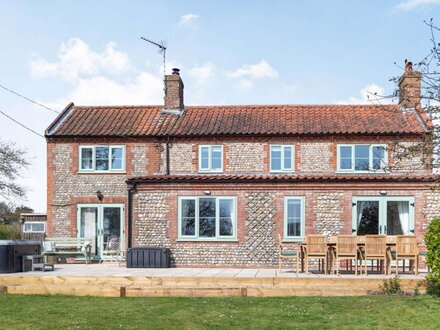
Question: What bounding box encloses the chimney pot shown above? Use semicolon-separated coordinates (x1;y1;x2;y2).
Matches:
172;68;180;75
405;61;413;72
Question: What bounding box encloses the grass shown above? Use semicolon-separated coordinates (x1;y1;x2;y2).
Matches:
0;294;439;329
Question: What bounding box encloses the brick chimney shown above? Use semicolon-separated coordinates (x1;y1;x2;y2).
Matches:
399;61;421;109
164;68;184;112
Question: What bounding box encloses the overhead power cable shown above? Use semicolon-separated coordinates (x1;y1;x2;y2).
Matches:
0;83;60;114
0;109;45;138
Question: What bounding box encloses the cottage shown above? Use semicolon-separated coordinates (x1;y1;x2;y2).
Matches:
45;64;439;267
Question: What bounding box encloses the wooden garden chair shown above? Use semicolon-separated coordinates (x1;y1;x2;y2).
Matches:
395;235;419;275
304;235;328;274
362;235;387;275
335;235;362;275
278;234;300;273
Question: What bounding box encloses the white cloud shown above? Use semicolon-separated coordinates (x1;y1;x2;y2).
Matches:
336;84;390;104
395;0;440;10
31;38;168;106
228;60;278;89
30;38;132;81
179;13;199;28
188;62;216;85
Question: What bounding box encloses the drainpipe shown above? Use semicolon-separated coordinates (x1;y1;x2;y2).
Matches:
166;136;171;175
127;182;136;249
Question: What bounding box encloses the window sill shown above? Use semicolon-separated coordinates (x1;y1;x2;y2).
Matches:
270;171;295;174
78;171;127;174
177;238;238;242
198;171;224;174
282;238;303;243
336;170;388;174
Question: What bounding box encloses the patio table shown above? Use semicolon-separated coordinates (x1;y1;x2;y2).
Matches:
299;236;401;274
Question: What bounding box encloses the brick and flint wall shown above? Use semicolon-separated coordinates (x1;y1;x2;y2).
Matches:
131;181;440;267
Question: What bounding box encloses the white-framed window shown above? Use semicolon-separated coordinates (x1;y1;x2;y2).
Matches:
178;196;237;241
199;145;223;173
337;144;387;172
270;145;294;172
79;145;125;172
283;197;305;241
23;222;46;233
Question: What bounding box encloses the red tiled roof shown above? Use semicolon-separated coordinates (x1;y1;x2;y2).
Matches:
127;174;439;184
46;103;430;138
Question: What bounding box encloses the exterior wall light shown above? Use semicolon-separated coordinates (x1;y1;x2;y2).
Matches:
204;190;211;195
96;190;104;201
379;190;387;196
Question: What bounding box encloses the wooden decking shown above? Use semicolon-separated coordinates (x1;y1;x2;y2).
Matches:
0;264;427;297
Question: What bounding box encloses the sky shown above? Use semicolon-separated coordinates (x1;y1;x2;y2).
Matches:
0;0;439;212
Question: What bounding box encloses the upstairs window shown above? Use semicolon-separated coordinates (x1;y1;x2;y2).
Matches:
270;145;294;172
337;144;387;172
79;145;125;172
199;145;223;173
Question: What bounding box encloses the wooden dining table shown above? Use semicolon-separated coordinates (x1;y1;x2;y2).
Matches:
298;236;402;274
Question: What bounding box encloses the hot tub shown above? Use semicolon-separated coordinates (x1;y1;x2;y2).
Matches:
0;240;41;273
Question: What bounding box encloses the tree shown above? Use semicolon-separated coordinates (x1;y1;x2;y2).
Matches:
388;19;440;173
0;201;33;225
0;139;29;201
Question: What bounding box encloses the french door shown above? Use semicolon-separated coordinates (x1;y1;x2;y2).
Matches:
352;197;414;235
77;204;124;258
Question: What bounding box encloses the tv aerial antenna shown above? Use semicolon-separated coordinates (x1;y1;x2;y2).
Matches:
140;37;167;92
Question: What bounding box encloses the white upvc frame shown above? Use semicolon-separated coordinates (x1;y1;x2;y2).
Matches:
177;196;237;241
283;196;305;242
76;203;125;259
351;196;415;235
270;145;295;173
337;144;388;173
198;145;223;173
78;145;126;173
22;222;46;233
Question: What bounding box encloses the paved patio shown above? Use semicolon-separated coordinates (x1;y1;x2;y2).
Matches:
2;263;427;279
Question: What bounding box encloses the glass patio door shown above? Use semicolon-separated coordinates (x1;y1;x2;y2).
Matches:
77;204;124;258
352;197;414;235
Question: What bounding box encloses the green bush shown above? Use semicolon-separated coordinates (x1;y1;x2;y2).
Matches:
425;218;440;294
379;276;403;295
0;224;21;240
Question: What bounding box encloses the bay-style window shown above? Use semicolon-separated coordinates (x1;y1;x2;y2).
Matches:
199;145;223;173
337;144;387;172
270;145;294;172
283;197;305;241
178;196;237;240
79;145;125;172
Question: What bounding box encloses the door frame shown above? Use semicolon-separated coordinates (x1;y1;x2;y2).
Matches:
351;196;414;235
76;203;125;259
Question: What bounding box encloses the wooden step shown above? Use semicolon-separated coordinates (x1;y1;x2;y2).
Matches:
6;284;123;297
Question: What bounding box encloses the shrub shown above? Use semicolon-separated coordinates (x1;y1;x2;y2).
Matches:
379;276;403;295
0;224;21;240
425;218;440;291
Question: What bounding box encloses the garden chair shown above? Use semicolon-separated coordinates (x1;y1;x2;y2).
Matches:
100;235;121;264
362;235;387;275
335;235;362;275
395;235;419;275
277;234;300;273
304;235;328;274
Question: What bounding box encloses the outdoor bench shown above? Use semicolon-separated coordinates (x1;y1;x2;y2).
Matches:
42;237;93;264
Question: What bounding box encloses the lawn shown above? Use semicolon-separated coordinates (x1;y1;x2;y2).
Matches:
0;294;439;329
